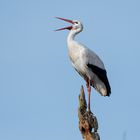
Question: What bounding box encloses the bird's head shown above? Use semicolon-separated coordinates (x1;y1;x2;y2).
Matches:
55;17;83;33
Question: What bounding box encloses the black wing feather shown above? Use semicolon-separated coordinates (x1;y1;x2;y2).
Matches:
87;64;111;96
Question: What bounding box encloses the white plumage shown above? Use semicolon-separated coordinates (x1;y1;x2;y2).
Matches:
56;17;111;110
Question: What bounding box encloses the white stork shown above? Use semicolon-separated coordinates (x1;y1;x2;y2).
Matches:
55;17;111;111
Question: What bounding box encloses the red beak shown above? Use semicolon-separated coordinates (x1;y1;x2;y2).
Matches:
55;17;74;31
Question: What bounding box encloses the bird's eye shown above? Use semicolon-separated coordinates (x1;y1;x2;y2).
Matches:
75;22;78;24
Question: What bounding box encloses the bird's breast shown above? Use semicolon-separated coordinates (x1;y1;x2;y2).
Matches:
68;43;87;77
68;46;82;68
68;42;84;63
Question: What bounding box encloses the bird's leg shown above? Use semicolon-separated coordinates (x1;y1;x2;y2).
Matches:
86;78;91;112
88;81;91;112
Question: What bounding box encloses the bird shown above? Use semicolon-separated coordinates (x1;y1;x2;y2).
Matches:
55;17;111;111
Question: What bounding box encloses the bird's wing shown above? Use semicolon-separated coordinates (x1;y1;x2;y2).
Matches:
87;64;111;96
83;47;105;69
82;47;111;95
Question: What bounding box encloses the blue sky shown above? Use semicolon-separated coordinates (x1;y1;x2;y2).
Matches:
0;0;140;140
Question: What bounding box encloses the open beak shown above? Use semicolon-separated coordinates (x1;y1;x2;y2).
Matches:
55;17;74;31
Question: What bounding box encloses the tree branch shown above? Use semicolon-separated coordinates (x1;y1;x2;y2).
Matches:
78;86;100;140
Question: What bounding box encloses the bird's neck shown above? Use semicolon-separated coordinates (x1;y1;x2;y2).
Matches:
67;30;77;43
67;28;83;51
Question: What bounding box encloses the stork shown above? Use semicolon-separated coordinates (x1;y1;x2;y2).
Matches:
55;17;111;111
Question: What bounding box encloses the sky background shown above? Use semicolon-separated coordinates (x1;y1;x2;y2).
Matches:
0;0;140;140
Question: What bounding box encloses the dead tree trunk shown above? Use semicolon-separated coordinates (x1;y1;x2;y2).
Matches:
78;86;100;140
